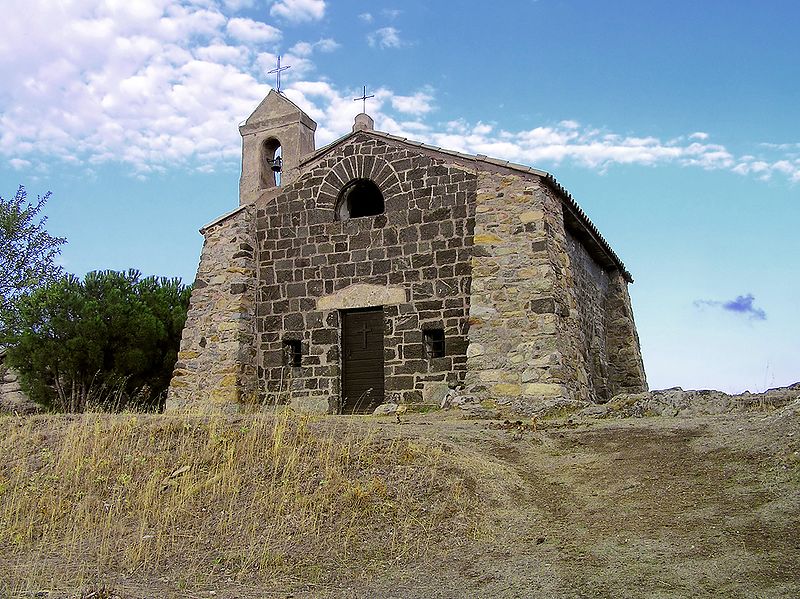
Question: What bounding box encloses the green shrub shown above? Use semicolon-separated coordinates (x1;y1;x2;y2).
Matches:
5;270;191;412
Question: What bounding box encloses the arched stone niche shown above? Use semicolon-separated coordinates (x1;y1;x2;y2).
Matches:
335;179;385;220
260;138;282;188
315;153;405;213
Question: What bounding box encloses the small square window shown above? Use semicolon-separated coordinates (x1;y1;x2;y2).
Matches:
282;339;301;367
423;329;445;359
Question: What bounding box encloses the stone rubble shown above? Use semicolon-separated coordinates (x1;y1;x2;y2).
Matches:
0;349;39;415
578;383;800;418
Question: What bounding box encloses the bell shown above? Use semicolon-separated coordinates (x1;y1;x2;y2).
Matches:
270;156;282;173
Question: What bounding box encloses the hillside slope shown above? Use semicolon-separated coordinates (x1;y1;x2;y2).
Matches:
1;401;798;598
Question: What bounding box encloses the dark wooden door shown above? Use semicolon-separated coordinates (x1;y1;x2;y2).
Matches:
342;308;384;414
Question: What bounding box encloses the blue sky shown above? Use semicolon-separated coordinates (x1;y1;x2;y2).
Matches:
1;0;797;393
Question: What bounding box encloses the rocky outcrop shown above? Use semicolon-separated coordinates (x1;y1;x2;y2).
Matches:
0;349;39;415
579;383;800;418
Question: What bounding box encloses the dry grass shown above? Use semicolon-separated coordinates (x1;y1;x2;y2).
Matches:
1;409;798;598
0;410;482;596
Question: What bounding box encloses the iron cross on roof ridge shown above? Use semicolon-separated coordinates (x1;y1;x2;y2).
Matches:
354;85;375;113
268;56;290;93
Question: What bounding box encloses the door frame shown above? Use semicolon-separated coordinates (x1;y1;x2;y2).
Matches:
340;306;385;414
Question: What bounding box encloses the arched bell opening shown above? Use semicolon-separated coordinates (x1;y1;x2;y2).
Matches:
335;179;385;220
260;138;283;188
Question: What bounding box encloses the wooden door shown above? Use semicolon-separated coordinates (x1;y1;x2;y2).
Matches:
342;308;384;414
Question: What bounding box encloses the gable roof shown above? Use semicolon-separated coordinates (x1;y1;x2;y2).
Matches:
245;89;305;125
300;128;634;282
241;89;317;134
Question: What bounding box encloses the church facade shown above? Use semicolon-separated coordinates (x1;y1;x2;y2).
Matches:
167;90;647;414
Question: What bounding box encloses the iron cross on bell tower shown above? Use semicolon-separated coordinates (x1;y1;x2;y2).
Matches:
268;55;291;93
354;85;374;113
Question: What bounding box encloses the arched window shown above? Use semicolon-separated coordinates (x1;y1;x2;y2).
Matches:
335;179;384;220
260;138;282;188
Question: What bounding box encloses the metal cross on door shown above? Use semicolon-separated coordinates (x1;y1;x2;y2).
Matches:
352;321;371;349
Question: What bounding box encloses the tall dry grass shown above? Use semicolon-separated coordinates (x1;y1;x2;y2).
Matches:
0;410;480;595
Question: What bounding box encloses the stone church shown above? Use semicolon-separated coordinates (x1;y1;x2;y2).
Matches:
167;89;647;415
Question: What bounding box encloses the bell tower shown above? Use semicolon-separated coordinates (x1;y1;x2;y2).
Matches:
238;89;317;205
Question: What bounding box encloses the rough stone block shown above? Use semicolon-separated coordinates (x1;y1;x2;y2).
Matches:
522;383;563;397
491;383;522;397
529;297;556;314
291;396;329;414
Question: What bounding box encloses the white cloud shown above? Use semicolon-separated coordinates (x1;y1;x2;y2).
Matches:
270;0;326;23
9;158;31;170
314;38;340;52
391;92;433;115
290;80;338;99
0;0;271;172
155;6;227;42
368;27;403;49
0;0;796;186
358;13;373;23
517;126;577;146
289;38;339;56
417;121;800;182
195;42;250;65
222;0;254;10
731;157;800;183
226;17;281;43
289;41;313;56
399;121;430;132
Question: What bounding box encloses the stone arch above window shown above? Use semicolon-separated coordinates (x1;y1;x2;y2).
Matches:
260;138;282;188
336;179;384;220
315;152;405;214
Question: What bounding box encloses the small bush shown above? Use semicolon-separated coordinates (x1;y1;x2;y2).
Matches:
5;270;191;412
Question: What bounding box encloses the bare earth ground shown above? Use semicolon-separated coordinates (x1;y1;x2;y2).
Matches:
324;410;800;599
2;406;799;598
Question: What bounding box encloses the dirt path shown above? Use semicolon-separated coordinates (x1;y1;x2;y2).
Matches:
331;412;800;598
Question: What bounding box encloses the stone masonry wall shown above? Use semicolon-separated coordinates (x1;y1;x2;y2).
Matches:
550;190;647;401
465;171;571;413
563;229;613;401
604;270;648;395
254;133;476;412
465;173;645;410
167;127;646;413
563;231;647;402
167;205;259;412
